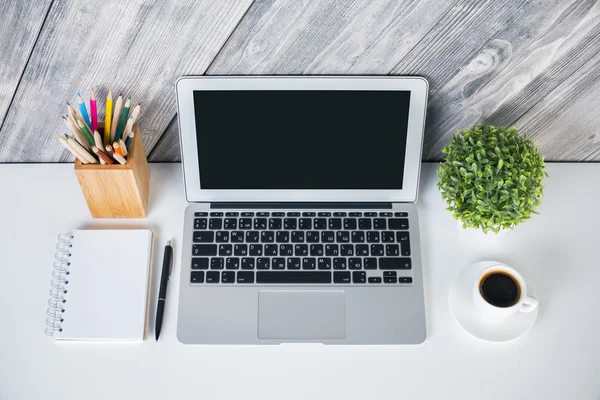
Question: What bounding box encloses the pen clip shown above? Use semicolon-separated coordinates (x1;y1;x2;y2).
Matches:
167;242;174;278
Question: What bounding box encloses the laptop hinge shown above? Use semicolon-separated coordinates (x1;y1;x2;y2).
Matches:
211;202;393;209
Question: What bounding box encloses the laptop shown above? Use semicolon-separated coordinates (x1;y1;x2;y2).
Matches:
176;76;428;344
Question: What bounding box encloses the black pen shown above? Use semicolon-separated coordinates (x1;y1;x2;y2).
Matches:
155;240;173;341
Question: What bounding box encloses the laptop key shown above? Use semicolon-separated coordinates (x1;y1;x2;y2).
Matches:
379;212;393;217
299;218;312;230
336;231;350;243
193;244;217;256
318;257;331;270
353;271;366;283
333;258;347;270
287;257;301;270
287;212;300;217
261;231;274;243
349;258;362;270
310;244;324;256
234;244;248;256
249;244;263;256
211;258;224;270
399;277;413;284
397;232;411;256
246;231;259;243
382;231;395;243
284;218;297;229
272;258;286;270
194;218;207;230
364;258;377;270
386;244;400;256
351;231;365;243
237;271;254;283
370;244;384;256
272;212;285;217
358;218;372;230
269;218;282;229
334;271;351;283
280;244;293;256
373;218;386;230
388;218;409;230
314;218;327;229
368;277;382;283
231;231;244;242
276;231;290;243
302;212;316;217
218;244;232;256
292;231;305;243
215;231;229;243
223;218;237;230
206;271;221;283
364;212;377;217
195;212;208;217
191;258;209;270
384;277;396;284
356;245;369;256
329;218;342;229
343;218;357;230
395;212;408;217
384;271;397;278
254;218;267;230
241;212;254;217
341;245;354;256
367;231;380;243
225;258;240;270
321;231;335;243
241;258;255;270
256;271;332;284
306;231;319;243
334;212;347;217
302;258;316;270
210;212;223;217
239;218;252;229
193;231;214;243
222;271;235;283
265;244;278;256
325;244;339;256
294;244;308;256
209;218;222;230
318;212;331;217
191;271;205;283
349;212;362;217
257;212;270;217
379;258;412;270
256;258;270;270
225;212;239;217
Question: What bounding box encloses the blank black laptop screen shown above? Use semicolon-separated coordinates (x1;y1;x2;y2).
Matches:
193;90;410;190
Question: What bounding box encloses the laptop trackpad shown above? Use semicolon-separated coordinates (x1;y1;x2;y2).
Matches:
258;290;346;339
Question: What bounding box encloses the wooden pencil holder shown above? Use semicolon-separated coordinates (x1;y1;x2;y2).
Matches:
74;125;150;218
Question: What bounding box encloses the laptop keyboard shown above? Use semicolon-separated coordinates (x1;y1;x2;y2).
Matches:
189;211;413;285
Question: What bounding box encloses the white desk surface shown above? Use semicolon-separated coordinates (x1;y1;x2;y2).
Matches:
1;163;599;400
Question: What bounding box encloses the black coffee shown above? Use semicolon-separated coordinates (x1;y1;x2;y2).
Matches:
479;271;521;308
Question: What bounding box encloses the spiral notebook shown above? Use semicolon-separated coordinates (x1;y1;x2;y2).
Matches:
46;230;154;341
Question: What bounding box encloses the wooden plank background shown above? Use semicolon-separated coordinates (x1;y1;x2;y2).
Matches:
1;0;599;163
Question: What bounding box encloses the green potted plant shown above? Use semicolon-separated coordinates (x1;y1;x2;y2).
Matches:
437;123;548;234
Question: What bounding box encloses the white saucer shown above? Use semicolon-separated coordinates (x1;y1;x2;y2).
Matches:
449;261;538;342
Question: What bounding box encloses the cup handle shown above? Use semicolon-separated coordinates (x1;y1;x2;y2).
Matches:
520;296;538;313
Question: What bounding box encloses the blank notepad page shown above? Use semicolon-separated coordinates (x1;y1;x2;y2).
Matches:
55;230;153;341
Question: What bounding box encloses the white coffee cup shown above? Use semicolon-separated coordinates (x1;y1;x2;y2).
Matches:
473;265;538;322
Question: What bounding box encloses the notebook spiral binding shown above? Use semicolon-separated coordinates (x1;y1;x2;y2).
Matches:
45;233;73;336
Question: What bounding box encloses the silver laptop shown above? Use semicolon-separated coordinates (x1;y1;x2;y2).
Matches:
176;76;428;344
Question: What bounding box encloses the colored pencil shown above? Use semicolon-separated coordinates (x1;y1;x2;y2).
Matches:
119;139;128;157
113;141;124;157
105;144;114;158
57;136;88;163
62;116;91;150
104;89;113;145
113;152;127;165
93;146;114;164
110;95;123;143
67;136;97;164
90;88;98;132
66;102;77;120
122;103;140;139
93;131;105;152
76;115;95;145
114;96;131;142
76;93;92;129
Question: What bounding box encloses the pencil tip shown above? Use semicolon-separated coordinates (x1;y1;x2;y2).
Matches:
77;92;81;97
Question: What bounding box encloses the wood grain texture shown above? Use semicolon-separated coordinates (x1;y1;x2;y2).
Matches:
147;116;180;162
391;0;600;160
0;0;254;162
75;126;150;218
0;0;53;128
